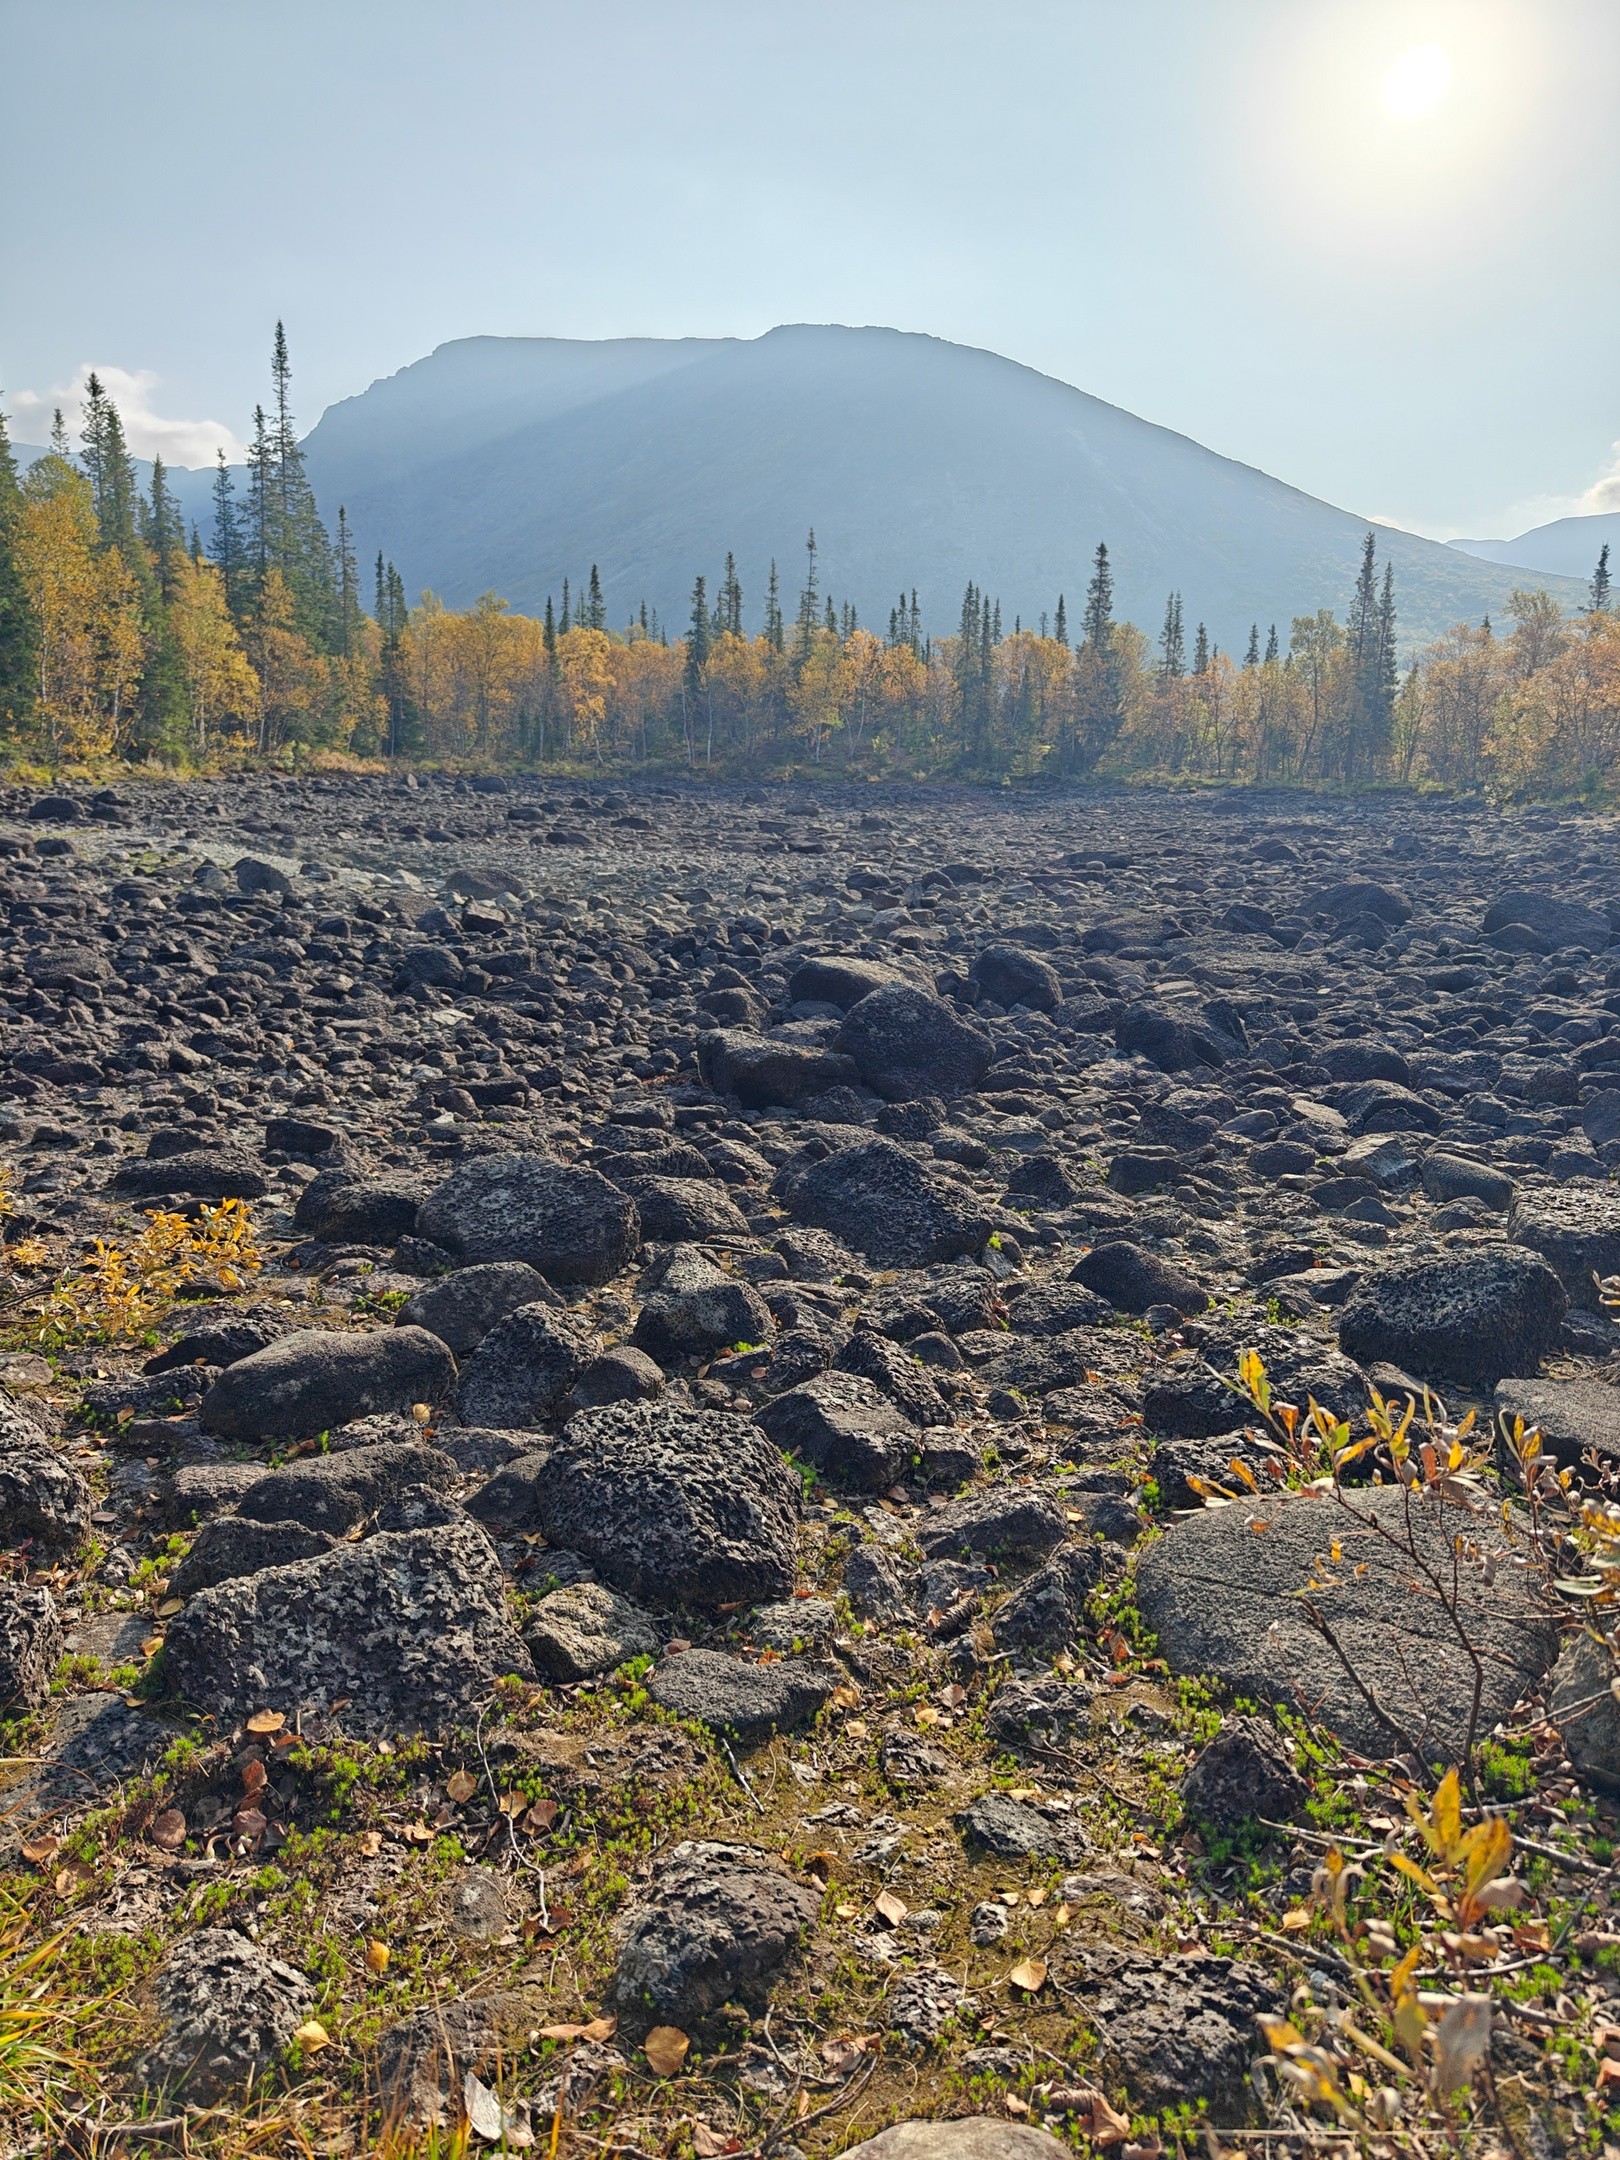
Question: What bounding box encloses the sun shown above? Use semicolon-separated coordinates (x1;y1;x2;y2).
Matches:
1384;44;1451;118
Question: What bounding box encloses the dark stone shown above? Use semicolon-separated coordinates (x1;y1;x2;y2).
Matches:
299;1178;423;1245
696;1028;861;1108
919;1488;1068;1563
264;1115;341;1157
1304;880;1411;926
985;1674;1097;1752
1071;1240;1208;1316
786;1135;991;1267
145;1316;287;1374
524;1582;658;1681
0;1583;62;1707
1338;1249;1566;1388
237;1440;455;1536
463;1451;551;1531
611;1838;821;2024
755;1373;914;1490
834;1329;949;1424
399;1261;555;1356
0;1424;92;1549
615;1173;751;1243
647;1648;840;1743
455;1303;592;1428
569;1345;665;1407
1074;1946;1279;2124
631;1247;774;1363
956;1791;1090;1864
112;1148;270;1202
1481;889;1611;950
417;1153;641;1285
971;945;1060;1012
134;1929;313;2102
200;1327;457;1444
1421;1153;1515;1212
1493;1376;1620;1479
1320;1043;1412;1086
1179;1715;1309;1830
788;957;905;1010
170;1516;339;1598
835;983;994;1101
1509;1185;1620;1309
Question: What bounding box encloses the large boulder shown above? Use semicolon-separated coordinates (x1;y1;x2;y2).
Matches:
112;1148;270;1202
539;1400;801;1608
398;1262;554;1356
1304;880;1411;926
1481;890;1611;951
614;1174;750;1243
1179;1715;1309;1830
1338;1250;1566;1388
755;1372;915;1490
1073;1947;1280;2125
1136;1486;1559;1759
1552;1631;1620;1794
455;1304;593;1429
786;1136;990;1268
696;1029;861;1109
630;1247;774;1365
835;984;993;1101
164;1522;533;1736
0;1414;92;1549
1494;1376;1620;1479
134;1930;313;2102
200;1327;456;1444
236;1441;456;1536
417;1154;640;1285
788;957;905;1009
611;1839;821;2025
970;945;1060;1012
1509;1184;1620;1310
170;1516;338;1599
1114;1005;1235;1072
298;1178;423;1245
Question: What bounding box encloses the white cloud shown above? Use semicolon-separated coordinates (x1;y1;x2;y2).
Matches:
1573;443;1620;517
4;364;247;469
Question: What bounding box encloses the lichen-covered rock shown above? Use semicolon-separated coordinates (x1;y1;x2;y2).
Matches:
163;1522;533;1736
630;1246;774;1365
1509;1185;1620;1310
170;1516;338;1599
611;1839;820;2025
0;1583;62;1707
834;983;993;1101
647;1647;840;1743
399;1261;554;1354
236;1440;456;1536
417;1153;640;1284
1179;1714;1309;1830
0;1414;91;1551
841;2124;1065;2160
785;1135;991;1268
525;1582;658;1681
199;1327;456;1444
756;1372;915;1490
134;1928;313;2101
455;1302;593;1428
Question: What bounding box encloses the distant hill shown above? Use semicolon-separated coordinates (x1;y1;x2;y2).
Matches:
1448;509;1620;582
16;325;1592;647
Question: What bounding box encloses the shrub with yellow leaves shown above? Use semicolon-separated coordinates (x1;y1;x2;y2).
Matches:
22;1199;262;1348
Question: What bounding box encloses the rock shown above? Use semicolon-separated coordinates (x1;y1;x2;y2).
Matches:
788;956;905;1009
170;1516;339;1598
1493;1376;1620;1479
0;1428;92;1549
844;1541;909;1618
1481;889;1612;951
886;1964;979;2046
1508;1184;1620;1309
200;1327;456;1444
236;1440;456;1536
164;1521;533;1736
1584;1092;1620;1149
631;1247;775;1364
525;1581;658;1681
0;1583;61;1707
1115;1004;1237;1071
970;945;1060;1012
463;1451;551;1531
1551;1631;1620;1794
1075;1946;1279;2123
1305;879;1411;925
1179;1715;1309;1829
455;1303;592;1428
152;1462;267;1530
569;1345;665;1407
956;1791;1090;1864
1135;1485;1559;1758
1070;1241;1208;1316
441;1866;511;1942
135;1928;313;2102
611;1839;820;2024
540;1399;801;1607
787;1136;991;1267
986;1674;1097;1752
417;1153;640;1284
920;1488;1068;1563
991;1547;1103;1654
146;1315;287;1373
264;1114;341;1156
755;1372;915;1490
696;1028;861;1108
1338;1250;1566;1388
1321;1042;1412;1085
235;855;292;896
647;1647;840;1742
1422;1152;1515;1212
112;1148;270;1201
835;984;993;1101
398;1261;555;1355
835;1329;949;1424
299;1177;423;1244
1142;1329;1368;1437
376;1993;531;2128
840;2125;1067;2160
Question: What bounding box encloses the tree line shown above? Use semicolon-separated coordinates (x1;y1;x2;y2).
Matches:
1;330;1616;800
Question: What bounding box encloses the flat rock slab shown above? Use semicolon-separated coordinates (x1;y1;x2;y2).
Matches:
841;2126;1068;2160
1136;1485;1560;1761
1494;1376;1620;1478
955;1791;1090;1864
1509;1185;1620;1310
648;1648;840;1744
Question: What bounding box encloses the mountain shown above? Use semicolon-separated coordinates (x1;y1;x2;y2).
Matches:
11;442;220;534
16;326;1593;647
1448;510;1620;581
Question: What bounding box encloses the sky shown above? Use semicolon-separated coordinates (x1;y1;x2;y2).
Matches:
3;0;1618;543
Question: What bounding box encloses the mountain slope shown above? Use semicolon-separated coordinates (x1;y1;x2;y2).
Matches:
1448;510;1620;581
299;324;1587;650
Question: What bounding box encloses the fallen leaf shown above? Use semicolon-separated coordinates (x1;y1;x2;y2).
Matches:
692;2124;740;2157
54;1862;94;1895
1027;1886;1048;1908
366;1940;390;1974
843;1719;868;1740
232;1809;268;1840
1280;1908;1311;1934
241;1759;268;1795
358;1830;383;1857
400;1820;434;1845
157;1596;183;1617
20;1834;58;1866
939;1683;967;1709
1009;1787;1038;1801
835;1902;857;1919
524;1796;559;1832
1004;2094;1030;2117
913;1705;944;1728
295;2020;331;2052
1432;1994;1492;2095
1009;1957;1048;1992
446;1768;478;1803
150;1808;187;1852
820;2035;874;2074
1054;1903;1073;1926
583;2015;617;2043
875;1890;908;1927
644;2025;690;2078
830;1684;862;1711
139;1635;163;1658
245;1710;285;1736
498;1790;527;1817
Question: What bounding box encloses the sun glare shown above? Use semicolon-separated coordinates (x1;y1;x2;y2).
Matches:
1384;44;1451;118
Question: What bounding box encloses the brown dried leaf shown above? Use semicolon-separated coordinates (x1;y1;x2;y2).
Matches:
445;1768;478;1804
157;1596;183;1617
874;1890;908;1927
232;1808;268;1840
150;1808;187;1852
241;1759;268;1795
1009;1957;1048;1992
294;2019;331;2052
357;1830;383;1857
20;1834;58;1866
524;1796;559;1832
53;1862;94;1895
643;2025;689;2078
245;1710;285;1735
582;2015;617;2043
692;2124;739;2157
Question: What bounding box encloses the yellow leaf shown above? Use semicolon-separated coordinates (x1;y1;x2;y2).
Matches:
1009;1957;1048;1992
1281;1908;1311;1933
157;1596;183;1617
644;2025;689;2078
366;1940;389;1974
294;2020;331;2052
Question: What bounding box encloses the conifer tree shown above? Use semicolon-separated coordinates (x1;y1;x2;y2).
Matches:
686;575;711;685
1054;593;1068;647
245;404;272;597
560;577;571;634
1081;543;1114;657
336;508;363;656
0;409;36;733
586;563;605;630
1591;542;1612;614
143;456;186;602
1159;593;1184;677
212;451;245;617
764;560;784;653
793;531;819;667
1244;623;1260;669
48;409;70;458
543;595;557;659
1193;623;1209;674
264;323;338;648
1264;623;1279;664
80;376;143;573
720;552;743;636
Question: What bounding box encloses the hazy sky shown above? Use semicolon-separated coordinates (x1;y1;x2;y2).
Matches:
4;0;1618;540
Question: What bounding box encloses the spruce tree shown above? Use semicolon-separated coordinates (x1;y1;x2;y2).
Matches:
265;323;338;648
764;560;784;653
1244;623;1260;669
793;531;819;666
686;575;711;685
1054;594;1068;647
245;404;272;599
212;451;245;617
48;409;70;457
1264;623;1279;665
560;578;571;634
336;508;363;655
1591;543;1612;614
720;552;742;636
143;456;186;602
1193;623;1209;674
544;595;557;658
586;563;605;630
1159;593;1184;678
1081;543;1114;656
0;409;37;734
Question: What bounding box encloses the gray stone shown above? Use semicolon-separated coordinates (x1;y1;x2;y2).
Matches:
1551;1631;1620;1794
441;1866;510;1942
200;1326;456;1444
843;1541;908;1618
455;1303;592;1428
611;1839;820;2024
1071;1240;1208;1316
153;1461;269;1530
631;1247;775;1364
919;1487;1068;1563
1339;1249;1566;1388
1136;1485;1560;1759
112;1148;270;1201
696;1028;861;1109
788;957;905;1009
1494;1376;1620;1480
170;1516;338;1599
569;1345;665;1407
755;1373;915;1491
1179;1715;1309;1830
970;945;1060;1012
840;2126;1067;2160
787;1135;991;1267
0;1427;91;1549
525;1581;658;1681
615;1173;751;1243
0;1583;61;1708
1481;889;1611;950
1509;1184;1620;1309
135;1928;313;2102
464;1451;551;1531
985;1675;1097;1752
299;1178;423;1245
399;1261;553;1354
1422;1152;1515;1213
237;1440;455;1536
835;983;994;1101
164;1522;533;1736
417;1153;641;1284
648;1647;840;1743
956;1791;1090;1864
541;1399;801;1608
1074;1946;1279;2124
